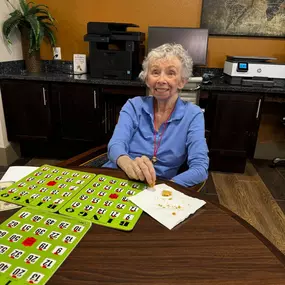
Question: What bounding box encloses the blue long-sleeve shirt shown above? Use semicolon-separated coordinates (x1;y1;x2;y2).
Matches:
103;96;209;187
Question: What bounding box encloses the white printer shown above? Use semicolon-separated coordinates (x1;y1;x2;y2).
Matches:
223;56;285;87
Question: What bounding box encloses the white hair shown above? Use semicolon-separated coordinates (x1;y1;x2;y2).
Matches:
139;43;193;82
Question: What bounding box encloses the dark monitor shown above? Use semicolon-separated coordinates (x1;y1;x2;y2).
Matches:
147;27;209;66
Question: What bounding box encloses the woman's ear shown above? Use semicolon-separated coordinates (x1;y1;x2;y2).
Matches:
145;77;150;88
178;78;188;89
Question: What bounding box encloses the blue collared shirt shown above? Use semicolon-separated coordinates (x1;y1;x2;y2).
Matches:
103;96;209;187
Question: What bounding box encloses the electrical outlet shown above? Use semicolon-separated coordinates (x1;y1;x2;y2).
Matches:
53;47;62;60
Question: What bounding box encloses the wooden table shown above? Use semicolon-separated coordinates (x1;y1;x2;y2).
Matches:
1;167;285;285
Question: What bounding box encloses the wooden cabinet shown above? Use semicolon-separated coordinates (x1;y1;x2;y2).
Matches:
101;85;145;142
1;80;52;141
207;92;263;172
0;78;265;173
0;79;146;158
51;83;103;143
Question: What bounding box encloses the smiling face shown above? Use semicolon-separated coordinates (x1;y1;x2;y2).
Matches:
146;56;187;101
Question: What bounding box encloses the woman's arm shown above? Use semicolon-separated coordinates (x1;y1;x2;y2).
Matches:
171;111;209;187
107;98;156;186
107;99;138;164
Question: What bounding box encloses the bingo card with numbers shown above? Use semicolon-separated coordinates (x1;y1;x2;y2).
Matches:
0;207;91;285
59;174;146;231
0;165;96;213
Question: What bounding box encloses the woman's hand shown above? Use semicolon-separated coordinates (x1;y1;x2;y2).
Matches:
117;155;156;186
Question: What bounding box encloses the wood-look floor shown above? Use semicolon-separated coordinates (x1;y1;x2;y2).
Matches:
211;162;285;254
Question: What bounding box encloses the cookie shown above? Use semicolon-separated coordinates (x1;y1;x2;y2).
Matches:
162;190;172;197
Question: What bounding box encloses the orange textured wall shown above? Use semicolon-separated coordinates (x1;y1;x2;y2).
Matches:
40;0;285;67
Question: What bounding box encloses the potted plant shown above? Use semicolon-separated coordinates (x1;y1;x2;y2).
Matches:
2;0;57;73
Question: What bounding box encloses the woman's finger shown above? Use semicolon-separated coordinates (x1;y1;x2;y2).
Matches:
133;158;146;181
137;158;154;186
125;164;139;180
141;156;156;185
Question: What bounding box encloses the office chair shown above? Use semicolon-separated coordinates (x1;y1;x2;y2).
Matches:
272;116;285;167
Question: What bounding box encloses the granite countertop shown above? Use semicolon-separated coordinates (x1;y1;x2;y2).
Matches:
0;70;285;94
0;71;145;87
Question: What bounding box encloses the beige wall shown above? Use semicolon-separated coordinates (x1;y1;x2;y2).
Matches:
40;0;285;66
0;0;23;149
0;0;23;62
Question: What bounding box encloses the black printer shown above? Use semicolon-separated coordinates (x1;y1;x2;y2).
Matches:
84;22;145;80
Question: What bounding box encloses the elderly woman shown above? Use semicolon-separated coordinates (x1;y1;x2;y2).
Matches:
103;43;209;187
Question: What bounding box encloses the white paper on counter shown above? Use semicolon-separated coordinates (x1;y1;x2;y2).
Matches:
129;183;206;230
0;166;38;183
0;181;21;212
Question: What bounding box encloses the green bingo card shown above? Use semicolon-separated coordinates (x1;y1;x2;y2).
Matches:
0;207;91;285
0;165;96;212
59;174;146;231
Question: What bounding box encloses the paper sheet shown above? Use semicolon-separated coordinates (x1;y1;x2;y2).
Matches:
0;166;38;212
129;183;206;230
0;166;38;182
0;201;21;212
0;181;21;212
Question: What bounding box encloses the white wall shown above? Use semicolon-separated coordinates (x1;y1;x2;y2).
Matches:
0;90;9;148
0;0;23;62
0;0;23;149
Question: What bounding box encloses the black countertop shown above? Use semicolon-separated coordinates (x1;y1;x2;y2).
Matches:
0;71;284;94
0;72;145;87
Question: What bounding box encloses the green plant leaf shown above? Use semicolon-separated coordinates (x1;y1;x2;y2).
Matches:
25;14;40;48
38;19;58;33
37;25;45;50
41;20;57;32
37;16;56;26
29;28;36;53
2;10;23;42
34;4;49;9
9;10;22;17
44;26;56;47
44;22;58;31
2;0;57;52
27;5;49;16
34;9;55;22
19;0;29;15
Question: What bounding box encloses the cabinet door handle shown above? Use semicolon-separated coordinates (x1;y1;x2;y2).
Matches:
42;87;47;106
93;90;97;109
256;99;261;119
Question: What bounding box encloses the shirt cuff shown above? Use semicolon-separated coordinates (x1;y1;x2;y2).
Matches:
171;176;189;187
172;167;208;188
109;144;128;165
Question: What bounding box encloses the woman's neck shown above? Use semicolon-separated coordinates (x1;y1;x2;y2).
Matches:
154;95;178;114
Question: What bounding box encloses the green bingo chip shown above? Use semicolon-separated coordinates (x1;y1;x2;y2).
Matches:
0;207;91;285
59;174;147;231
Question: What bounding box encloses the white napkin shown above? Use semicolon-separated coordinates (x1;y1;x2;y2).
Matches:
0;166;38;182
129;183;206;230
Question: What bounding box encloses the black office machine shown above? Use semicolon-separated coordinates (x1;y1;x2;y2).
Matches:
84;22;145;80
